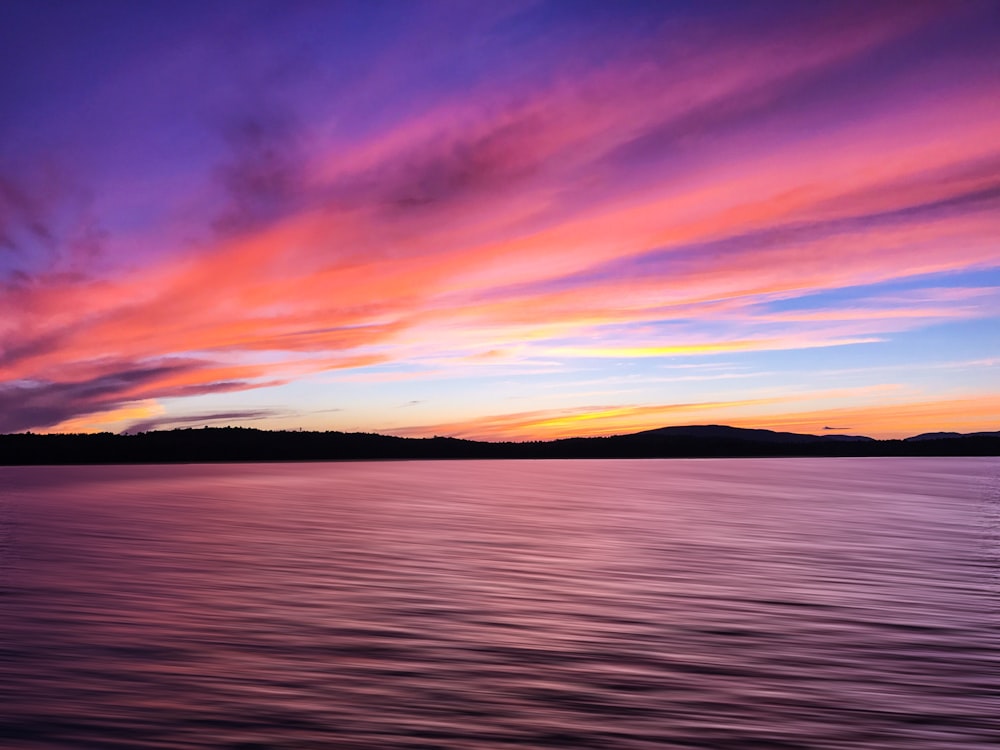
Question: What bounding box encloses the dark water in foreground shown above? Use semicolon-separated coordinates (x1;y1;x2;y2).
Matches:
1;459;998;749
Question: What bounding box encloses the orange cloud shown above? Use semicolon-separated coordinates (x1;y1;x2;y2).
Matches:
725;394;1000;440
383;388;1000;443
41;400;165;435
386;399;786;442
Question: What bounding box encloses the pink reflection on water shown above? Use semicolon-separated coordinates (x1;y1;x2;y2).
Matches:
1;458;998;748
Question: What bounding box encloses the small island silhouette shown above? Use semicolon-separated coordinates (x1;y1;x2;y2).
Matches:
1;424;998;465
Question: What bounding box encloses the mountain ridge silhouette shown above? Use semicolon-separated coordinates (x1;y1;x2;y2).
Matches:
1;424;998;464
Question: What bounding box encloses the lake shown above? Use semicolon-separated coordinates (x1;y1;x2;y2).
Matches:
2;458;998;748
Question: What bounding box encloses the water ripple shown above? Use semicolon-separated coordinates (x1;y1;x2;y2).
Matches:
1;458;998;748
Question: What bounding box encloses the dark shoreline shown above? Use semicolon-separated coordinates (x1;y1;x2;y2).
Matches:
2;425;999;465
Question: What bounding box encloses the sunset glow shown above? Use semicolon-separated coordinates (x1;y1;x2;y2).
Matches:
3;1;999;439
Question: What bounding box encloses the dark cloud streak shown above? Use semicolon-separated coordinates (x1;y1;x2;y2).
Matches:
0;172;54;253
123;409;281;435
0;360;276;433
213;108;308;234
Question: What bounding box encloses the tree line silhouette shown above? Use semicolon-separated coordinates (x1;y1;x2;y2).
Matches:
1;425;998;465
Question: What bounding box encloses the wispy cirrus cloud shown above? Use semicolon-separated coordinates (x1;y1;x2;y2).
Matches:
1;1;998;434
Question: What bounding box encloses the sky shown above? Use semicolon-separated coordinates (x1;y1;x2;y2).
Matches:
1;0;999;441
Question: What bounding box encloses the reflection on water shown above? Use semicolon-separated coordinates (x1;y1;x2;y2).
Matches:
1;458;998;748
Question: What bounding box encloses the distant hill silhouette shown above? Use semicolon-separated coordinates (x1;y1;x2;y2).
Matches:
632;424;875;443
0;424;998;464
904;430;1000;442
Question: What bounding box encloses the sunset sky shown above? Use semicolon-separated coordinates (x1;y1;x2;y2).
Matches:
2;0;999;441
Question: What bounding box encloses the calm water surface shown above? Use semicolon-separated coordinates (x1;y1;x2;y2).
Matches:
2;458;998;749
